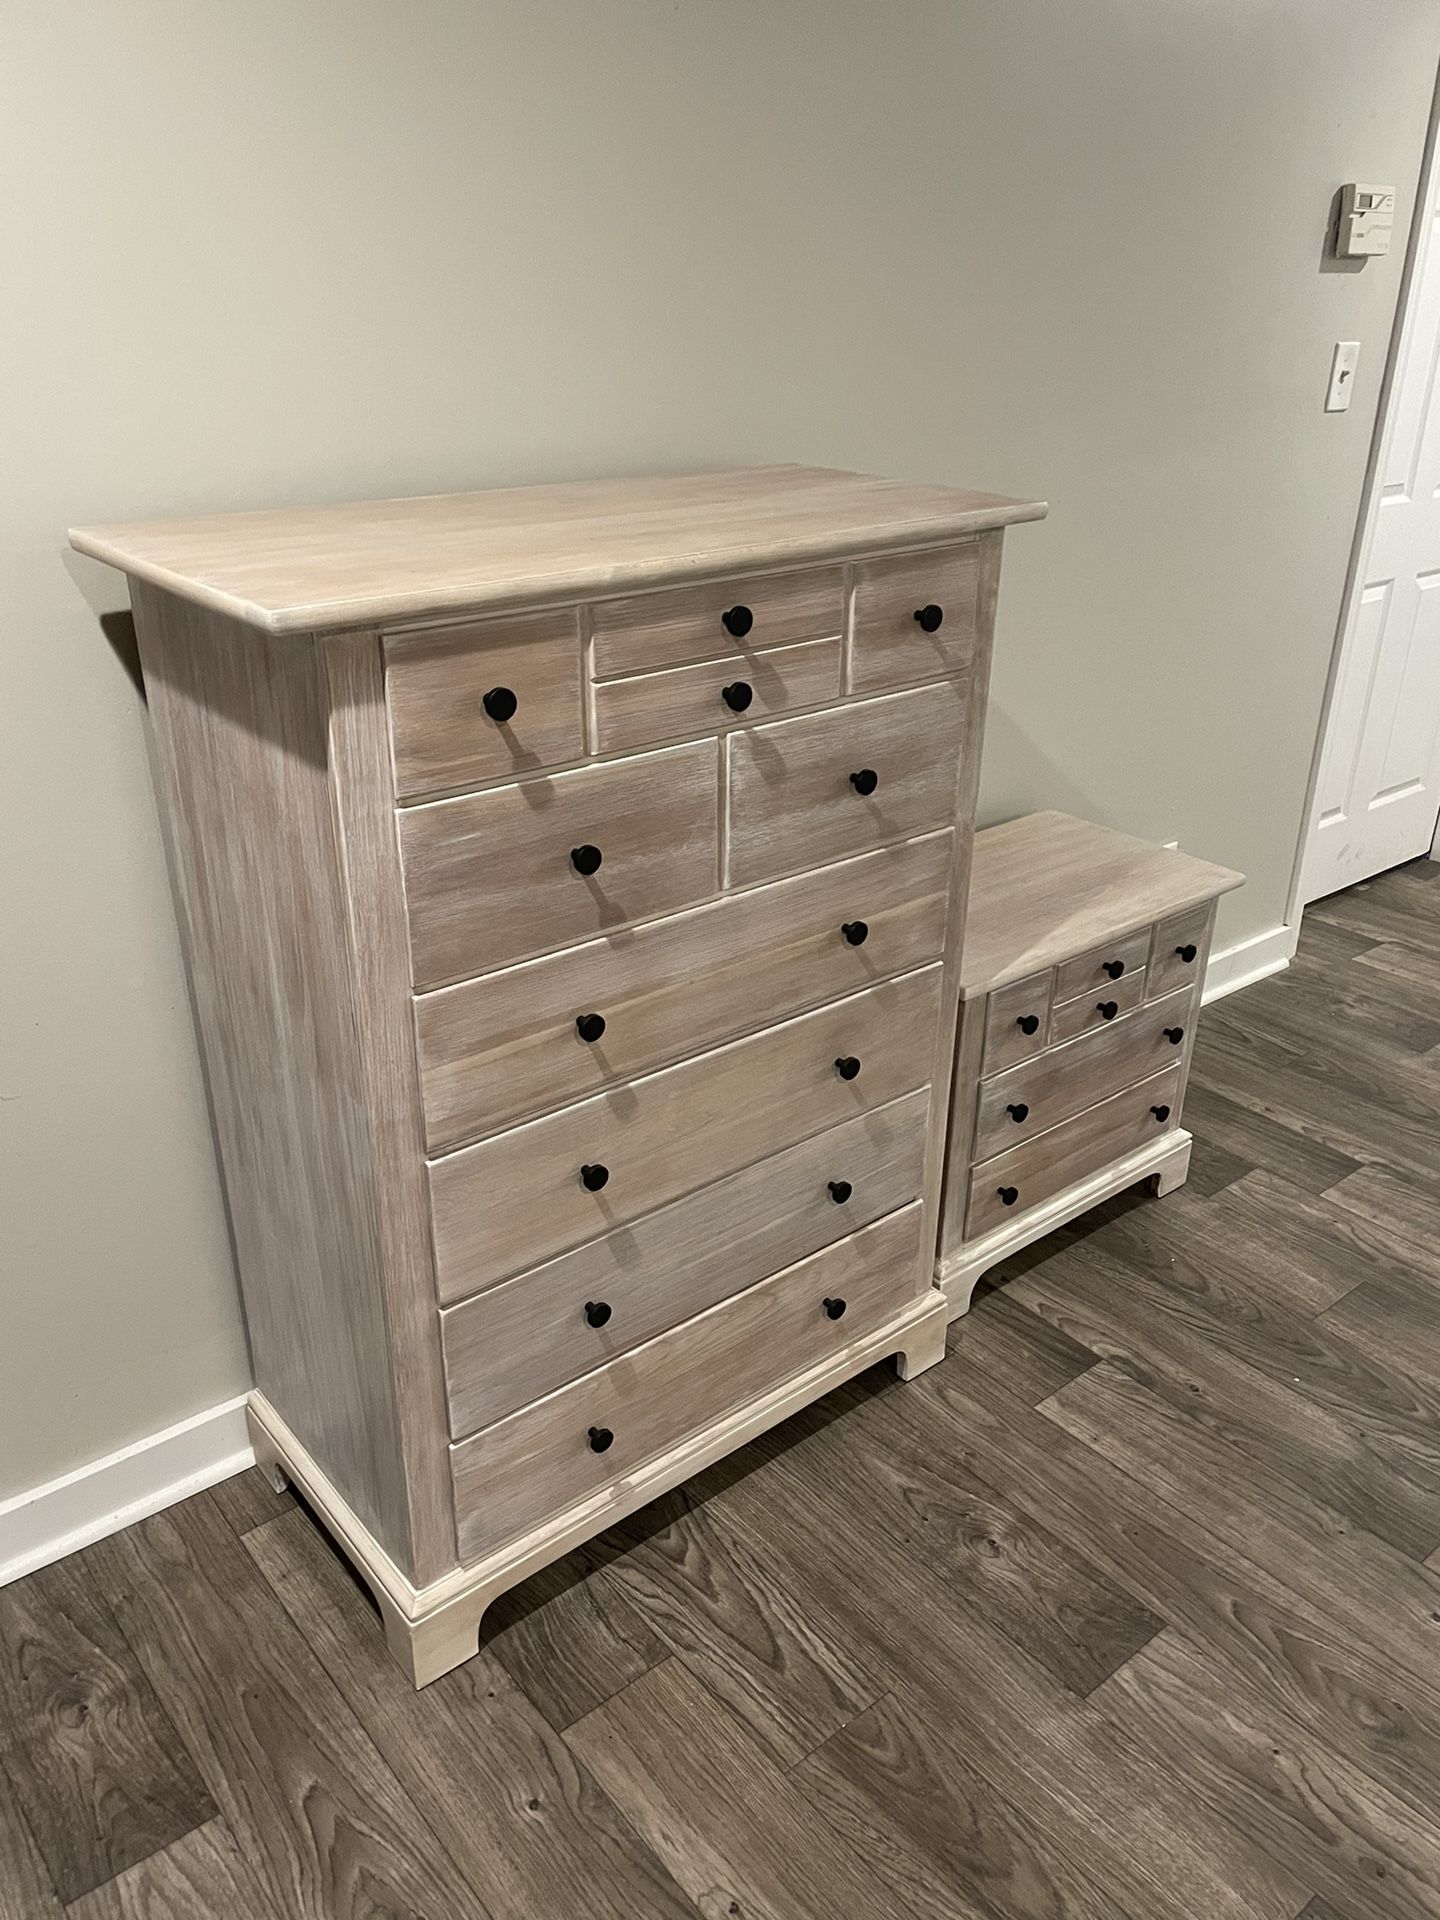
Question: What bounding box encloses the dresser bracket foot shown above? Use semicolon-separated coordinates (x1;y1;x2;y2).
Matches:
893;1292;949;1379
1148;1133;1192;1197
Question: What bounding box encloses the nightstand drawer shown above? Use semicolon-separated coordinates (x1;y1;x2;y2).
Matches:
398;739;718;988
592;565;843;677
1148;902;1213;1000
848;543;982;694
1052;926;1151;1003
981;971;1053;1075
592;637;840;754
727;682;968;888
1050;967;1146;1044
450;1203;924;1560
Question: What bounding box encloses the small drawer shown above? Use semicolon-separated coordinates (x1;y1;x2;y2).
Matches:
414;831;952;1152
981;972;1053;1076
848;543;982;694
1148;902;1214;1000
592;637;840;755
965;1067;1182;1242
385;610;583;801
1050;967;1146;1044
439;1090;929;1436
450;1203;923;1559
591;565;843;678
1052;927;1151;1003
428;963;942;1300
972;984;1194;1163
397;739;718;989
727;681;968;889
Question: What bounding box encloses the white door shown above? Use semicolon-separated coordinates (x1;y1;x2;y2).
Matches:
1301;143;1440;903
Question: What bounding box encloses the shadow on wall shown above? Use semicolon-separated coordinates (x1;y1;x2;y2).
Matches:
976;700;1108;832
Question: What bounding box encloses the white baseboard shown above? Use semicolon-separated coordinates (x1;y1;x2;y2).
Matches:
1202;921;1298;1004
0;1395;254;1588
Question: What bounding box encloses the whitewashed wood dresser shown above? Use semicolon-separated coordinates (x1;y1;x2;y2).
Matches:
938;811;1242;1317
71;465;1045;1684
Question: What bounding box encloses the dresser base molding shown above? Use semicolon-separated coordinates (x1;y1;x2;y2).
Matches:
937;1129;1191;1320
246;1286;948;1688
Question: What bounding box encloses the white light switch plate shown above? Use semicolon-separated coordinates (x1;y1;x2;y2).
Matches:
1326;341;1360;412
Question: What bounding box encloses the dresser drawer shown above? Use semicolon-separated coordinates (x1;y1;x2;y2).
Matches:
848;543;982;694
981;971;1053;1075
1052;926;1150;1003
727;682;968;888
972;984;1193;1163
439;1089;929;1436
385;610;584;801
1148;902;1213;1000
592;637;840;755
414;831;952;1152
450;1203;924;1559
398;739;718;988
965;1068;1182;1241
429;963;942;1299
592;566;843;678
1050;967;1146;1044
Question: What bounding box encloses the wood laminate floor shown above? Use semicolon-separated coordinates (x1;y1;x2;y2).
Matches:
6;861;1440;1918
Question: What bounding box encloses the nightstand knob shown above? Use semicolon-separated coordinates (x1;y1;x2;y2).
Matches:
722;680;754;713
1007;1102;1029;1123
584;1300;612;1328
835;1055;862;1081
841;920;870;946
482;685;518;724
1164;1026;1185;1045
580;1162;610;1191
575;1012;607;1043
1103;959;1126;980
1097;1000;1119;1020
998;1185;1020;1207
913;604;944;634
1016;1013;1041;1036
849;768;879;796
722;604;754;638
571;843;603;876
1176;943;1198;963
827;1179;853;1204
587;1425;614;1453
1151;1104;1171;1122
822;1297;848;1320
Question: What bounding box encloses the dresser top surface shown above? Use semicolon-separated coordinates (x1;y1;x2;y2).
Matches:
961;811;1244;998
70;464;1046;637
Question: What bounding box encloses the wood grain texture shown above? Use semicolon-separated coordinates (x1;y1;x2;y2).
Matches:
847;540;981;694
428;963;941;1299
591;560;842;677
0;1773;62;1919
1148;902;1215;999
73;466;1046;635
981;968;1053;1073
591;634;841;753
1051;965;1146;1042
1053;925;1150;1003
63;1820;270;1920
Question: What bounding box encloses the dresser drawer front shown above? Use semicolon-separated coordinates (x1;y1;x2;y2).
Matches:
965;1068;1182;1241
1052;926;1150;1003
398;739;719;988
592;637;841;755
727;682;968;888
591;566;843;678
1148;902;1213;1000
440;1090;929;1436
848;543;982;694
385;610;584;801
1050;967;1146;1044
429;963;942;1299
972;984;1194;1162
981;971;1053;1075
414;832;952;1152
450;1204;924;1559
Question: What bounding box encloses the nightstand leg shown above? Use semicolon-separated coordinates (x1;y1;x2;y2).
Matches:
1149;1133;1192;1197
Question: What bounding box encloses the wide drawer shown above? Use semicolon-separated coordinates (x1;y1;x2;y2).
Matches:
1148;902;1213;1000
450;1203;924;1560
981;971;1053;1076
972;983;1194;1163
592;638;841;755
428;963;942;1299
398;739;718;988
727;681;968;888
848;543;982;694
591;565;843;678
414;831;952;1151
1050;966;1146;1044
965;1066;1182;1241
385;609;583;801
439;1089;929;1436
1052;926;1150;1003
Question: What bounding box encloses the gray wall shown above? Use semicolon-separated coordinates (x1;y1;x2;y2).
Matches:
4;0;1436;1498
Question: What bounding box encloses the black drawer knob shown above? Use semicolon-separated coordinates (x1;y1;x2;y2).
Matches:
1097;1000;1119;1021
998;1185;1020;1207
849;768;879;796
913;604;945;634
584;1300;612;1328
1150;1104;1171;1122
1016;1013;1041;1036
482;685;518;724
722;680;754;713
587;1425;614;1453
1007;1102;1029;1123
835;1055;862;1081
827;1179;853;1204
841;919;870;946
575;1012;607;1043
571;843;603;877
1175;943;1198;963
1102;959;1126;980
580;1162;610;1191
822;1297;848;1320
722;604;754;638
1164;1026;1185;1045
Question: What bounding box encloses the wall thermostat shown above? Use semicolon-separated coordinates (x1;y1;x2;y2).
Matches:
1337;183;1395;258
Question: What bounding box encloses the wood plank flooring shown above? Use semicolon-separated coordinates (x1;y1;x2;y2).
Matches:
6;858;1440;1917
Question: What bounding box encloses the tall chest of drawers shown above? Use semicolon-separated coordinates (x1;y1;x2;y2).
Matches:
72;465;1045;1685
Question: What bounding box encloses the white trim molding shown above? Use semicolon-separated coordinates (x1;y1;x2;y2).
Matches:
1202;921;1298;1004
0;1395;253;1588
